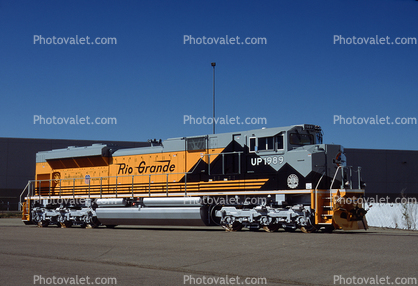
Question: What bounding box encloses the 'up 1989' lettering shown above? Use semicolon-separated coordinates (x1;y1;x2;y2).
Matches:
250;156;284;166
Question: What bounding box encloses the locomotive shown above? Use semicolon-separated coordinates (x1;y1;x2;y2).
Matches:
21;124;367;232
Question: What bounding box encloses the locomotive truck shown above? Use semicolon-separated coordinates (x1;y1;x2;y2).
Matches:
20;124;367;233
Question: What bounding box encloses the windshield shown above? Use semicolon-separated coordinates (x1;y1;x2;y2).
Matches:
289;133;314;145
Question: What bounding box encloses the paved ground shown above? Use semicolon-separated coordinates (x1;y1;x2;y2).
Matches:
0;218;417;286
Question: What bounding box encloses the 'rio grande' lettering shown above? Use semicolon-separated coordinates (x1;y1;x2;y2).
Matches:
117;160;176;175
118;160;176;175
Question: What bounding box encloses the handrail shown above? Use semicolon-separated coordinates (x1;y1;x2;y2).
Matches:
330;166;342;190
24;171;197;200
330;165;360;190
314;172;326;211
329;165;344;206
19;181;31;211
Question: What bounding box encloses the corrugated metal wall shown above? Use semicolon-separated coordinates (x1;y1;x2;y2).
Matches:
345;148;418;201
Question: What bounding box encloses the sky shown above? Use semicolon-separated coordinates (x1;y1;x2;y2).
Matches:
0;0;417;150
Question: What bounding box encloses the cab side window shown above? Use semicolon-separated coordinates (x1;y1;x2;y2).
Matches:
249;135;283;153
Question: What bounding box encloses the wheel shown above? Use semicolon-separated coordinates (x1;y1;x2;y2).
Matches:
263;224;280;232
86;217;100;228
300;225;317;233
60;221;72;228
223;221;243;232
37;221;49;227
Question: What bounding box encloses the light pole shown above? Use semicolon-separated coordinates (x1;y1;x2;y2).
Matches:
211;62;216;134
